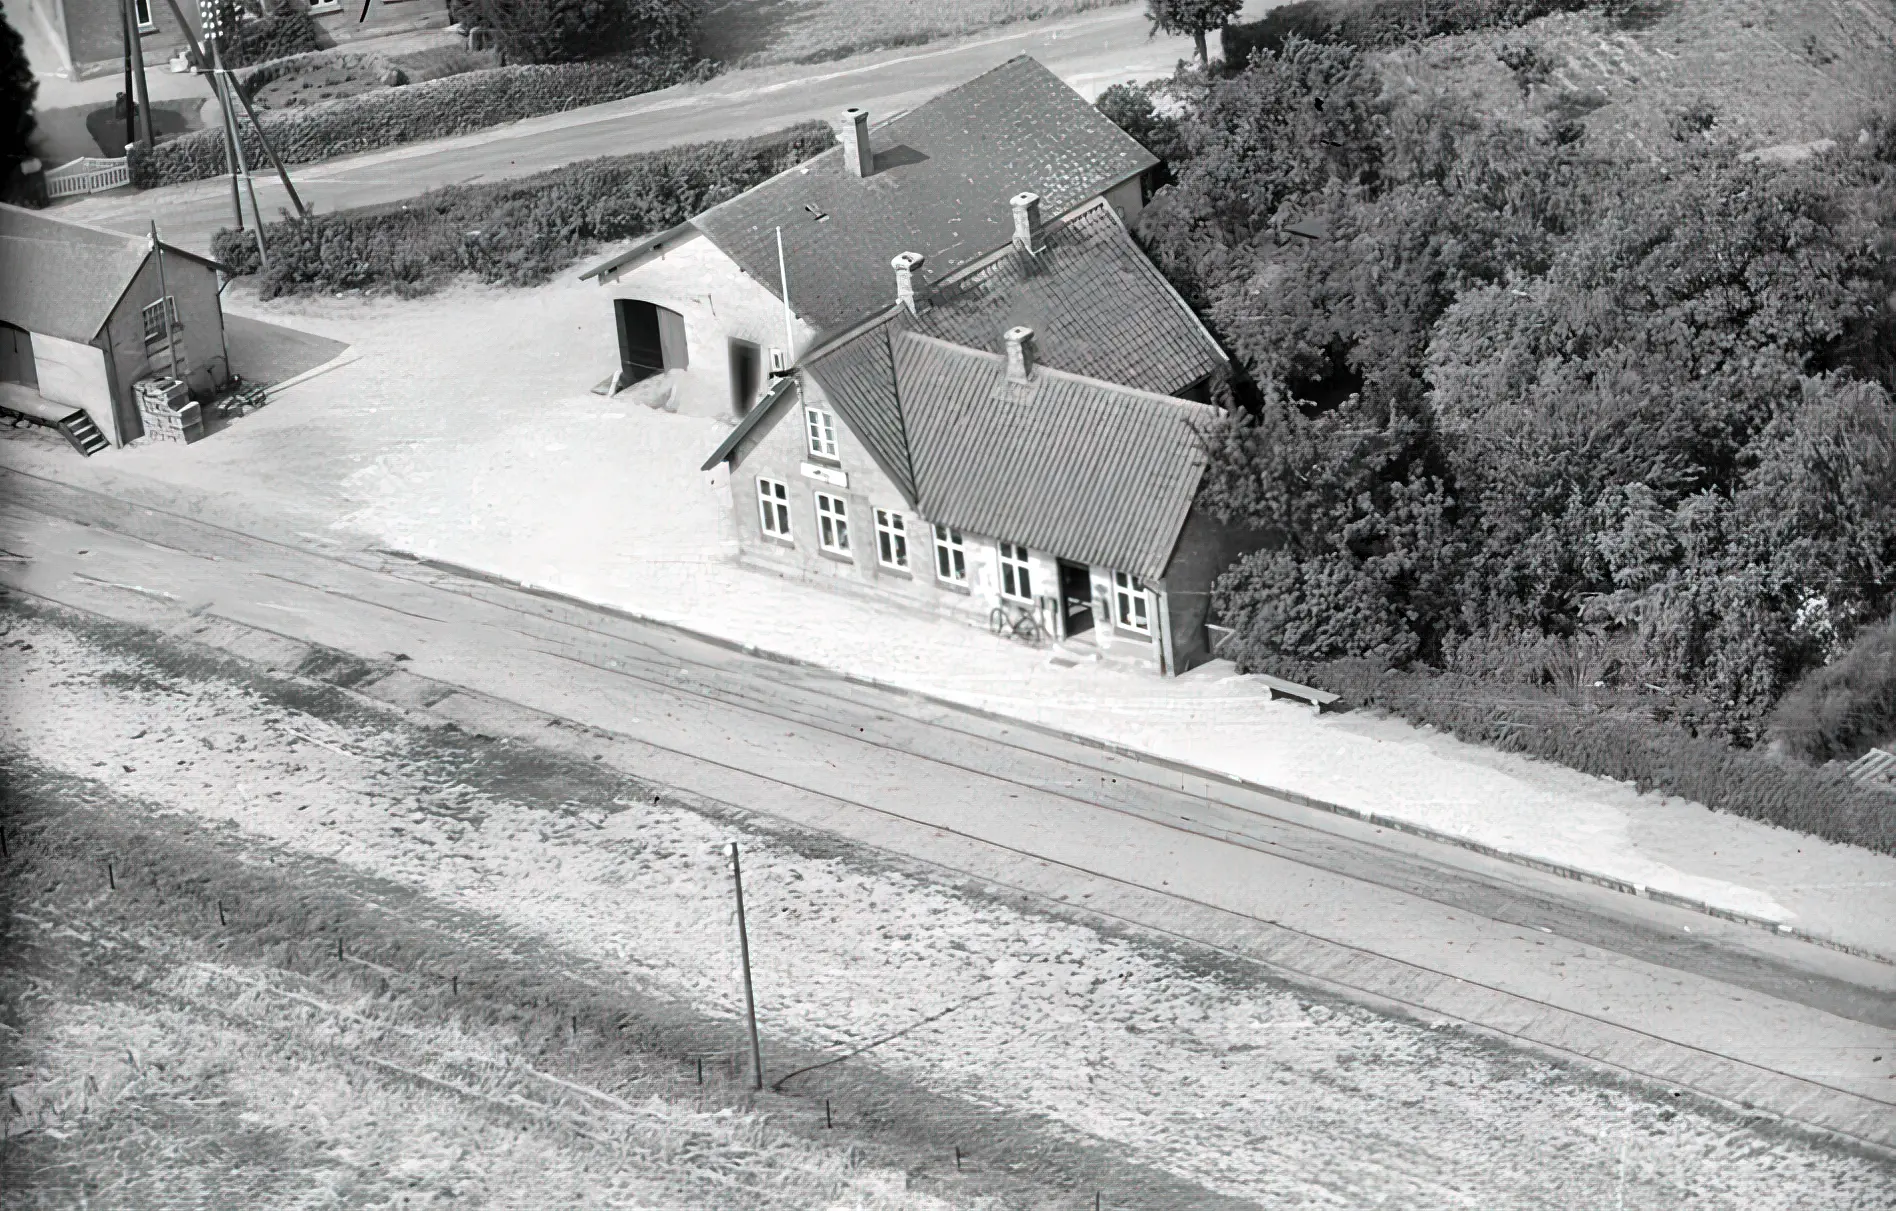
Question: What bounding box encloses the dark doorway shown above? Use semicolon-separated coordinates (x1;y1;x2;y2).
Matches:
1058;560;1094;637
0;322;36;389
614;299;686;386
728;338;761;417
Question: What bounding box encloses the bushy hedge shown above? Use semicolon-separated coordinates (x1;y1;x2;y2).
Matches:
1768;615;1896;765
446;0;700;66
211;121;835;295
1222;0;1589;63
227;10;325;67
129;54;713;187
1231;648;1896;855
237;48;405;97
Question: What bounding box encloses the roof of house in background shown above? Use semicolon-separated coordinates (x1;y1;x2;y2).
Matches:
0;204;225;344
691;55;1158;336
894;332;1216;582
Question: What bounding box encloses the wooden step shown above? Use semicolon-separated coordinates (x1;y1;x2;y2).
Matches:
55;410;109;457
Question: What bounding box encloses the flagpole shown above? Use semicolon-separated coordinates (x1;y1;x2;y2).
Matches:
151;223;183;383
775;226;795;362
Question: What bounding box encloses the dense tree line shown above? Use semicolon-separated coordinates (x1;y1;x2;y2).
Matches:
1103;45;1896;750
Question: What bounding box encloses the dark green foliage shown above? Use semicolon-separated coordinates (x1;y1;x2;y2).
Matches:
130;54;711;187
1095;81;1185;164
210;122;835;296
1222;0;1589;66
1494;40;1556;97
1666;96;1717;142
1264;657;1896;855
1146;0;1244;64
226;10;325;67
446;0;700;64
1142;38;1896;842
1;5;35;167
1768;614;1896;764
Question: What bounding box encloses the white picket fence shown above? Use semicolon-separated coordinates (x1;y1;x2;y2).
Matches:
45;157;132;199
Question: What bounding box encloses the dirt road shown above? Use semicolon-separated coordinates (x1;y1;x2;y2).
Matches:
2;466;1894;1207
53;6;1210;254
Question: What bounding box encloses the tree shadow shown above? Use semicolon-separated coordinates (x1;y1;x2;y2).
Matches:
693;0;807;65
83;100;201;158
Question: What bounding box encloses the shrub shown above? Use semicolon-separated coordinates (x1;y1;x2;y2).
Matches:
129;54;713;187
211;121;836;295
1237;653;1896;854
237;48;404;99
1767;614;1896;764
1222;0;1590;65
227;10;325;67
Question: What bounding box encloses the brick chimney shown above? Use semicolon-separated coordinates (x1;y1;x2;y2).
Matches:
1010;192;1044;254
1004;326;1036;384
892;252;926;314
841;107;873;178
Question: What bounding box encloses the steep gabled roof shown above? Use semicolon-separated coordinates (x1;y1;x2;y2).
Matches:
0;204;225;344
691;55;1158;336
895;333;1216;582
912;197;1226;397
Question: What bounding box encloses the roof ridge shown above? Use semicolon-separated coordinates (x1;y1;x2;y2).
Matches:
896;330;1218;415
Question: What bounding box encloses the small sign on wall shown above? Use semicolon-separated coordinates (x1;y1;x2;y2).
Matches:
801;462;847;487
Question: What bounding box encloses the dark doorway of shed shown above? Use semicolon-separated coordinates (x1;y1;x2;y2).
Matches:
728;338;761;417
614;299;686;388
1058;560;1094;639
0;323;37;390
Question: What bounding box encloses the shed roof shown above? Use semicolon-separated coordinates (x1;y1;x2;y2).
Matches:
895;332;1216;582
0;204;224;344
691;55;1157;336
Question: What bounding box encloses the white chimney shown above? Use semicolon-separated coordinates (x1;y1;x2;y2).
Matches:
1004;326;1036;384
1010;191;1044;254
892;252;926;314
841;107;872;178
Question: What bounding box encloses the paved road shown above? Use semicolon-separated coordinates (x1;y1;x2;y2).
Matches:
53;6;1215;254
2;463;1893;1156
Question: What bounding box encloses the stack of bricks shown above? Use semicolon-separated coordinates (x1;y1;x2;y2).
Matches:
135;377;203;445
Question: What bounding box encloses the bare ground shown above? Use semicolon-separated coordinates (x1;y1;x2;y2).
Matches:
3;597;1892;1207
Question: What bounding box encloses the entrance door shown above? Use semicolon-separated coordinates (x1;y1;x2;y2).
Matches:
1057;560;1094;638
614;300;687;386
0;322;36;390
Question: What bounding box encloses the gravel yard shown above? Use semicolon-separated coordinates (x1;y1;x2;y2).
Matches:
3;605;1889;1208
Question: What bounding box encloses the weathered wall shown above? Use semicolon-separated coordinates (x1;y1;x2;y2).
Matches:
1159;495;1259;673
28;332;115;441
101;252;228;443
1102;173;1146;227
600;233;821;424
64;0;449;74
724;374;1169;671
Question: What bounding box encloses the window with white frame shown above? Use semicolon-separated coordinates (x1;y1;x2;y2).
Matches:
999;542;1032;601
815;492;850;554
756;477;791;540
933;524;966;584
874;509;909;570
1113;571;1151;633
141;296;179;344
134;0;154;28
805;406;838;460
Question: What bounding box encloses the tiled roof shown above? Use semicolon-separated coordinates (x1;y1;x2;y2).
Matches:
691;55;1157;336
912;197;1226;397
0;204;222;344
894;332;1216;582
799;312;919;502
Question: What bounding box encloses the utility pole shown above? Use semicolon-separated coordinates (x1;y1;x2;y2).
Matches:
119;0;136;151
729;842;764;1092
212;39;267;265
223;64;306;219
125;0;155;150
195;0;244;231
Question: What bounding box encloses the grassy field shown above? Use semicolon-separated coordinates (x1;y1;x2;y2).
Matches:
1380;0;1896;158
695;0;1137;67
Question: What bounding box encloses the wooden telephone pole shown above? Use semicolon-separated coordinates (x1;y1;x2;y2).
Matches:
729;842;764;1092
